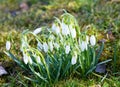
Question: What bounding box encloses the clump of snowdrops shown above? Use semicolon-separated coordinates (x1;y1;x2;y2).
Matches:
5;12;110;84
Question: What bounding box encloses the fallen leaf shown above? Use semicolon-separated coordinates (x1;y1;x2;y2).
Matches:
0;66;8;76
95;64;106;73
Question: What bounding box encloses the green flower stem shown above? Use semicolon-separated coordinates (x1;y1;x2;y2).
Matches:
31;48;51;83
92;47;96;67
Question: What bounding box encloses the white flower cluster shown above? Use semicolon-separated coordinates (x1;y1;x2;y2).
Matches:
79;35;96;52
52;23;76;38
6;22;96;66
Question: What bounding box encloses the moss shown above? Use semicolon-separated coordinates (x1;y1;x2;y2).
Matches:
0;0;120;86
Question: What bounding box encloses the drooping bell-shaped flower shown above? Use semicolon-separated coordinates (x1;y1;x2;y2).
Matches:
37;41;43;51
23;53;29;64
65;45;70;54
52;23;56;32
71;52;77;65
54;42;60;50
23;53;32;65
49;34;55;41
43;42;49;53
90;35;96;46
80;41;87;51
36;56;42;64
6;41;11;51
52;23;60;35
33;28;42;35
48;41;53;52
71;28;76;38
28;56;32;64
61;23;70;36
69;25;76;38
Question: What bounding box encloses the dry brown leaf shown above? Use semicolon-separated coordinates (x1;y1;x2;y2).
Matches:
0;66;8;76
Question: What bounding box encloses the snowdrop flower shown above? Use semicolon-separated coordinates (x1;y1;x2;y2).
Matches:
33;28;42;35
23;53;29;64
49;34;55;40
37;41;43;51
6;41;11;51
36;56;42;64
71;52;77;65
43;42;49;53
70;29;76;38
80;41;87;51
90;35;96;46
52;23;60;35
54;42;60;50
28;56;33;64
69;26;76;38
61;23;70;36
65;45;70;54
48;41;53;52
23;53;33;64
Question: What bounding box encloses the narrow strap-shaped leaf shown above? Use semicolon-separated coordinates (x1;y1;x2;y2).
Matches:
24;76;39;83
73;64;80;71
95;42;104;64
97;59;112;65
85;66;96;76
4;51;27;70
61;60;71;77
55;59;62;82
91;48;96;68
29;65;48;83
22;29;30;35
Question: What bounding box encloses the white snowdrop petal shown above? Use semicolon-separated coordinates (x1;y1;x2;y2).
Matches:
52;23;56;31
28;57;32;64
49;35;55;40
23;54;29;64
56;26;60;35
43;42;48;53
37;41;43;50
36;56;41;64
61;23;70;36
90;35;96;46
54;43;60;49
71;57;76;65
71;29;76;38
80;41;84;51
71;53;77;65
65;45;70;54
80;41;88;51
6;41;11;50
48;41;53;52
33;28;42;35
52;23;60;35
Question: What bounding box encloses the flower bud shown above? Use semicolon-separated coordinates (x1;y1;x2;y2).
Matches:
33;28;42;35
90;35;96;46
71;52;77;65
6;41;11;51
43;42;49;53
65;45;70;54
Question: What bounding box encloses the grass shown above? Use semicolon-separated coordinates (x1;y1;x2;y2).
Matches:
0;0;120;86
